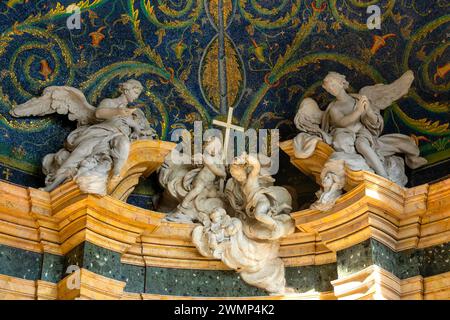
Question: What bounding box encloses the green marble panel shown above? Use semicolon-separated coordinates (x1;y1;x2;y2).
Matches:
0;240;448;296
0;244;42;280
82;242;122;279
121;263;145;293
64;242;85;269
336;239;450;279
145;267;264;297
419;242;450;277
63;242;145;292
285;264;337;292
40;253;65;283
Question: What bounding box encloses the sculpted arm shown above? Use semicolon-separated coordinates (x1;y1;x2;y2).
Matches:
204;155;226;178
330;100;365;128
95;107;135;120
246;155;261;181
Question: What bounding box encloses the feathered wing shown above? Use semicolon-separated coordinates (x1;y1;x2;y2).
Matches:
10;86;96;125
359;70;415;111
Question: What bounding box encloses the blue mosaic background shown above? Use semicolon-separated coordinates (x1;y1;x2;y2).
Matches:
0;0;448;202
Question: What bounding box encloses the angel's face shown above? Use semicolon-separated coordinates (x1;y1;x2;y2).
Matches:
322;78;343;97
322;174;333;188
204;137;222;156
125;87;142;103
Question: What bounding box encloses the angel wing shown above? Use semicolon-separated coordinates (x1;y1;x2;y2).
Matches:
10;86;97;125
294;97;324;132
359;70;414;111
295;97;333;144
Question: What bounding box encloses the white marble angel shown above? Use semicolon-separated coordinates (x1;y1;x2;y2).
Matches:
226;153;295;241
160;140;296;293
158;135;226;223
10;79;156;195
192;207;294;295
293;70;427;210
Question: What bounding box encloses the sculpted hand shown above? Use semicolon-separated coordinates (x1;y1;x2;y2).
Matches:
355;96;369;114
119;108;136;117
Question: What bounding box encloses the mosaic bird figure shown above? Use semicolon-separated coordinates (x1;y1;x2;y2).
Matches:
370;34;396;55
172;40;187;60
89;26;106;47
39;60;52;82
250;38;265;63
155;29;166;48
434;63;450;82
88;10;99;25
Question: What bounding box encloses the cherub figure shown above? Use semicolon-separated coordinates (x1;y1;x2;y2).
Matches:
311;159;346;211
162;136;227;223
206;208;236;258
10;79;156;195
228;153;294;240
180;136;226;209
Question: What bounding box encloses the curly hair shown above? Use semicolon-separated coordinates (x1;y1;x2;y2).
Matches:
119;79;144;93
323;72;349;90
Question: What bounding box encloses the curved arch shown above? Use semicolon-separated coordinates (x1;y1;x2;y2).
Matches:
107;140;176;201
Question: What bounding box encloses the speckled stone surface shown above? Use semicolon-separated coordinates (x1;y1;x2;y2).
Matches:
0;244;42;280
145;267;265;297
40;253;65;283
82;242;122;279
0;240;448;295
64;242;85;269
336;239;450;279
285;264;337;292
419;242;450;277
144;264;337;296
63;242;145;293
120;263;145;293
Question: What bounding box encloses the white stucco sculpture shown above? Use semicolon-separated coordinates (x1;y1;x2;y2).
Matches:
159;148;295;294
294;71;427;211
10;80;156;195
159;135;226;224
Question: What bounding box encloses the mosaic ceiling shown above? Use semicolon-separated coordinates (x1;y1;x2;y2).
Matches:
0;0;448;190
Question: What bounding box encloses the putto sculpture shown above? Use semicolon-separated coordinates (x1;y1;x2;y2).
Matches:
10;80;156;195
293;71;427;211
159;137;295;294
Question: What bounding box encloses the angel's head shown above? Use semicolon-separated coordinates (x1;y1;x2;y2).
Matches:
210;208;227;223
322;72;349;97
204;136;223;157
120;80;144;103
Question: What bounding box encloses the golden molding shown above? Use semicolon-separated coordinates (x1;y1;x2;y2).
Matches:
280;139;399;191
292;176;449;253
107;140;176;201
0;174;449;268
0;139;448;270
1;268;448;300
331;266;450;300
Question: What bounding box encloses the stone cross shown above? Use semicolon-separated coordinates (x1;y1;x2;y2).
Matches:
213;107;245;192
213;107;245;161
